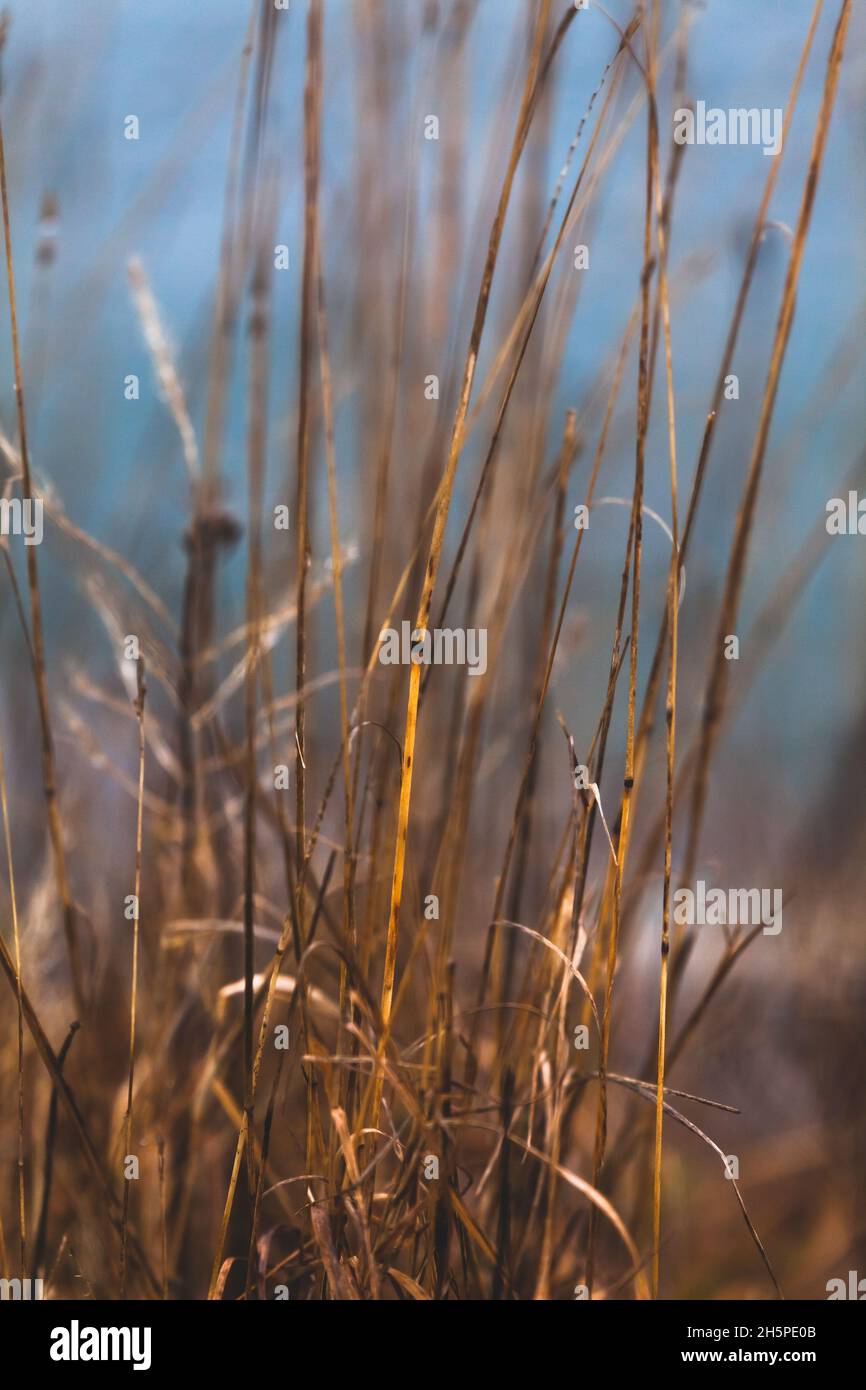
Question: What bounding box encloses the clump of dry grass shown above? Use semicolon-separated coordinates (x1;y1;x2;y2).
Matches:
0;0;861;1301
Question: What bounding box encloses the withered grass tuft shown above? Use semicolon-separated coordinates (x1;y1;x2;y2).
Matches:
0;0;860;1301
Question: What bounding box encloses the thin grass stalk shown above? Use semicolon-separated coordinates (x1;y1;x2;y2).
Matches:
645;1;680;1299
0;117;84;1015
0;735;24;1274
586;9;654;1292
371;0;554;1128
120;657;146;1296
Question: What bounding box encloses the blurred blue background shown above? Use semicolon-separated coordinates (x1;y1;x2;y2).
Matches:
0;0;863;832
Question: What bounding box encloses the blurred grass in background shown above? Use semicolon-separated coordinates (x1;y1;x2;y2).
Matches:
0;0;863;1300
